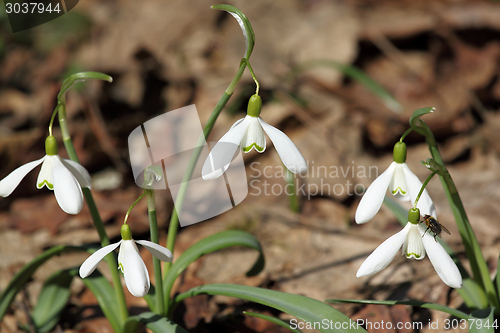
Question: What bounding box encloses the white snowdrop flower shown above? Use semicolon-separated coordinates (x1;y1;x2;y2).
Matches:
79;224;173;297
357;208;462;289
0;136;91;214
355;141;436;224
202;94;307;180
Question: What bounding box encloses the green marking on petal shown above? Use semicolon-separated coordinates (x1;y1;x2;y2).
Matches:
391;188;407;195
118;263;124;273
242;143;264;153
406;252;421;259
38;180;54;190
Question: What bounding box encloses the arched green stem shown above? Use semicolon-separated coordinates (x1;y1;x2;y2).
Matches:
56;73;128;322
245;59;260;95
399;128;413;142
123;191;147;225
413;171;437;209
412;110;499;309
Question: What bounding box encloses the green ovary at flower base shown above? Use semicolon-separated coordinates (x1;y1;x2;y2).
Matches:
357;208;462;289
79;224;173;297
202;94;307;180
355;141;436;224
0;135;91;214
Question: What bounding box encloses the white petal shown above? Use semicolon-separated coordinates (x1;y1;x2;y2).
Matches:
202;117;250;180
79;241;121;278
357;223;410;277
355;162;397;224
0;156;45;196
389;163;409;201
136;240;173;262
37;156;54;189
403;163;437;218
120;240;150;297
258;118;307;174
241;117;266;152
52;156;84;214
421;226;462;288
60;158;92;189
402;223;426;260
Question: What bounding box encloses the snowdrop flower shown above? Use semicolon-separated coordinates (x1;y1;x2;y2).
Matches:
357;208;462;289
202;94;307;180
355;141;435;224
79;224;173;297
0;136;91;214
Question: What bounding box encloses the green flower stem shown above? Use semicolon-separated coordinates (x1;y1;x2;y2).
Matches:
124;191;147;225
57;98;129;323
163;61;246;314
245;60;260;95
416;120;498;308
413;171;437;209
146;190;165;316
285;167;299;213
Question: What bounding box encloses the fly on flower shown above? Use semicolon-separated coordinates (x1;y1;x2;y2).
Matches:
202;94;307;180
0;136;91;214
355;141;436;224
79;224;173;297
356;208;462;289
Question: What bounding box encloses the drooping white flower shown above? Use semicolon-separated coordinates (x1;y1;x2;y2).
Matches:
202;94;307;180
0;136;91;214
356;218;462;289
79;224;173;297
355;142;435;224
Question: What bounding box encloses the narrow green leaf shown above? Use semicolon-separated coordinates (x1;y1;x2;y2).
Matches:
383;196;408;225
0;245;82;321
408;107;435;134
31;268;76;333
468;308;496;333
211;5;255;60
326;299;469;320
289;59;402;113
58;71;112;102
81;270;123;333
244;311;303;333
124;312;188;333
174;284;366;333
163;230;265;304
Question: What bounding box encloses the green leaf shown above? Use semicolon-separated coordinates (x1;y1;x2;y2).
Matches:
163;230;265;304
124;312;188;333
289;59;402;113
383;196;408;225
468;308;496;333
0;245;81;321
31;268;76;333
174;284;366;333
326;299;469;320
408;107;435;132
244;311;303;333
58;71;113;102
211;4;255;60
81;270;123;333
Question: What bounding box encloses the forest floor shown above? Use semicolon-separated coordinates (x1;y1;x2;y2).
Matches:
1;0;500;332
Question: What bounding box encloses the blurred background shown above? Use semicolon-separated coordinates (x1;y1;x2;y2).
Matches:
1;0;500;332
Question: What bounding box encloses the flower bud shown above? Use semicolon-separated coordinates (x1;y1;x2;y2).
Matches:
121;224;133;240
408;207;420;224
45;136;58;156
246;94;262;117
393;141;407;164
